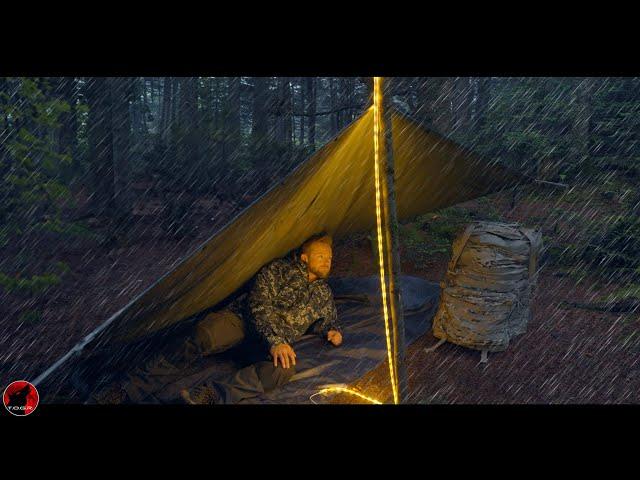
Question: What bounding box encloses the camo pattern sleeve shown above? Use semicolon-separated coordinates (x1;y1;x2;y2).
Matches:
309;283;341;339
248;257;341;348
248;260;289;349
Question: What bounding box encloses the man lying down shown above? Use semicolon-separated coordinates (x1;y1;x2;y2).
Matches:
94;232;343;405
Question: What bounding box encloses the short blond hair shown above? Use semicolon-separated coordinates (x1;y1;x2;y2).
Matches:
301;232;333;255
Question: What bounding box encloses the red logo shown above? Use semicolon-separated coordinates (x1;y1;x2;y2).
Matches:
3;381;39;416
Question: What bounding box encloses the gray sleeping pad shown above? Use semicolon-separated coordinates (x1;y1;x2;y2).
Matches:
432;221;543;352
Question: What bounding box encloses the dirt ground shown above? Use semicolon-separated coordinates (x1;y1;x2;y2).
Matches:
0;193;241;387
331;244;639;404
1;186;638;404
331;192;640;404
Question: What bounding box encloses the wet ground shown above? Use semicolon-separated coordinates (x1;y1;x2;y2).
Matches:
1;188;637;404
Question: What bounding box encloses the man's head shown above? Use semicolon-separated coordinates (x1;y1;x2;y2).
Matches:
300;233;333;281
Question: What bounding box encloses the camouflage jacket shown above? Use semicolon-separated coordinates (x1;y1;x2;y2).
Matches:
230;257;340;348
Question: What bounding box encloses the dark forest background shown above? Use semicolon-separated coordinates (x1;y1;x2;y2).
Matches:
1;77;639;392
2;77;639;287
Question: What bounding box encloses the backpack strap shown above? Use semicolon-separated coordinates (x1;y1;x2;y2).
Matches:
448;223;477;273
520;227;542;280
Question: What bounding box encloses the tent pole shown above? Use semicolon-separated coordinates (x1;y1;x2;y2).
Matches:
379;77;408;403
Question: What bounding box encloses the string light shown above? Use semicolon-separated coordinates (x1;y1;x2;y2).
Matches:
373;77;400;405
310;77;398;406
312;386;383;405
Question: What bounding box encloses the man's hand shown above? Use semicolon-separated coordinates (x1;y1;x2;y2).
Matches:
270;343;297;369
327;330;343;347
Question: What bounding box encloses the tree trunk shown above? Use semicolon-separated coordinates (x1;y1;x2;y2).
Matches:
277;77;292;147
214;77;223;131
85;77;115;218
337;78;345;129
0;77;10;173
252;77;269;144
341;77;356;126
419;77;455;134
361;76;374;107
130;77;147;136
473;77;491;136
140;77;150;133
226;76;242;153
400;77;417;113
297;78;305;146
329;77;339;136
305;77;316;149
572;77;595;168
52;77;77;159
379;77;407;403
159;76;173;145
110;77;135;221
201;77;214;128
148;77;155;107
171;77;180;135
177;77;200;184
453;77;472;134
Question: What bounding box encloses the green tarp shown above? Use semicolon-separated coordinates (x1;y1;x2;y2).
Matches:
34;107;531;386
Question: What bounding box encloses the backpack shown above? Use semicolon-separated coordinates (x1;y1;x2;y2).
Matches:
431;221;543;355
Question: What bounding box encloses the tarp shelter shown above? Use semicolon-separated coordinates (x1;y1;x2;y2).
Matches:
35;107;532;401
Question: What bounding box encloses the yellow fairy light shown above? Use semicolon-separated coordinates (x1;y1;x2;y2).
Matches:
311;77;399;406
315;387;383;405
373;76;399;405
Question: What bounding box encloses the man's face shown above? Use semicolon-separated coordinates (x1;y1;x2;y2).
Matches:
301;241;332;280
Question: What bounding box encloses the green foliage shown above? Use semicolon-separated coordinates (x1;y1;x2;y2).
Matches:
605;284;640;302
397;206;477;262
0;260;69;296
0;77;87;301
1;78;75;227
18;310;42;323
545;212;640;277
465;78;640;183
468;78;573;175
400;224;441;262
587;215;640;269
546;243;582;268
591;78;640;160
143;106;316;196
0;225;10;248
453;77;640;283
0;271;61;295
34;216;95;238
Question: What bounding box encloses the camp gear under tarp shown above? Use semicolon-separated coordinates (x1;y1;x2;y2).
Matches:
35;107;532;400
92;276;438;404
432;221;543;352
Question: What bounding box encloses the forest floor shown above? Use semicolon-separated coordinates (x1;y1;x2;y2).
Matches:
331;186;640;404
1;177;638;404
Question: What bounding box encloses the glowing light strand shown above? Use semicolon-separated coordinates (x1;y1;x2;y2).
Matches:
373;77;399;405
309;77;398;406
312;387;383;405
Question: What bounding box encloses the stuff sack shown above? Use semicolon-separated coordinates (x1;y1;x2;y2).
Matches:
432;221;543;352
